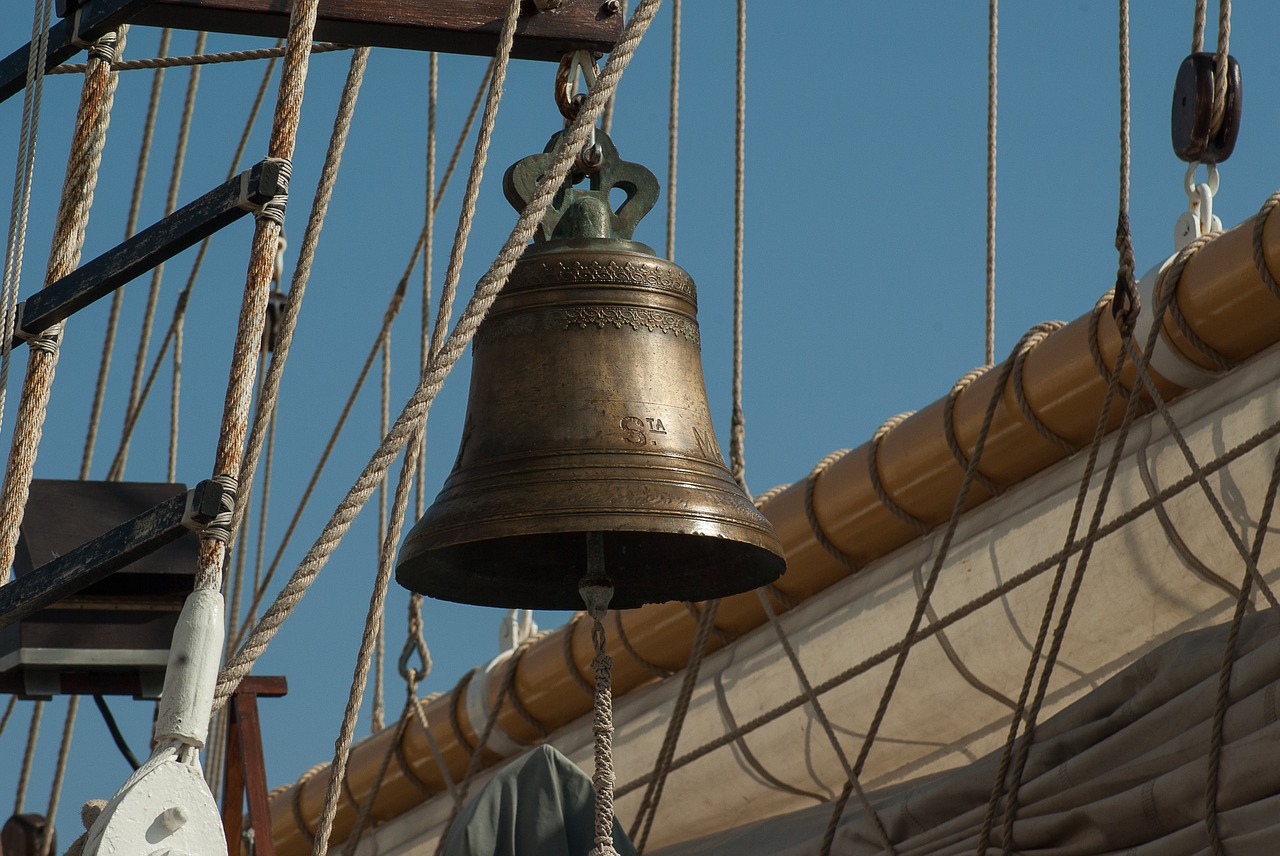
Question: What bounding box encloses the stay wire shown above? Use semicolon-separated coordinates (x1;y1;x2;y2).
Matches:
986;0;997;365
93;695;140;771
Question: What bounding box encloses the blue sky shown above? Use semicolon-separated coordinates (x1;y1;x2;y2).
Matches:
3;0;1280;847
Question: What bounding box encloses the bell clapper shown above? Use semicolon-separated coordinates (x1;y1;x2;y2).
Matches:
579;531;622;856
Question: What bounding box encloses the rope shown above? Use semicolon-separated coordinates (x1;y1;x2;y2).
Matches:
433;660;522;856
1203;427;1280;855
911;559;1017;712
40;697;78;856
216;0;666;705
0;26;124;583
98;26;170;475
310;424;424;856
564;613;598;696
728;0;747;487
115;30;206;478
104;42;282;479
0;695;15;738
631;599;719;853
820;323;1067;856
943;366;1004;496
0;0;53;461
1113;0;1138;325
234;275;402;647
233;51;492;645
15;700;43;812
1009;321;1078;453
416;51;437;519
1136;445;1243;601
804;448;861;571
614;611;675;678
374;336;391;734
587;609;621;856
50;42;350;75
224;44;371;574
616;396;1280;800
193;0;329;595
665;0;680;260
977;335;1134;855
339;690;418;856
868;412;929;534
986;0;997;365
757;589;897;853
1191;1;1232;138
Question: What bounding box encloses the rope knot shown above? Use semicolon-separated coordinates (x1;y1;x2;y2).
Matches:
201;472;239;544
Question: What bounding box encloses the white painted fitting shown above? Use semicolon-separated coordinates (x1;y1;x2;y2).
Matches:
1132;257;1224;390
463;649;527;756
153;590;225;748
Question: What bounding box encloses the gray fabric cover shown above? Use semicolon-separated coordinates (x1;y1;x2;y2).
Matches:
651;611;1280;855
443;744;637;856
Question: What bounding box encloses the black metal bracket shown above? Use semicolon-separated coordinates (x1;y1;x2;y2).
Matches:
12;159;288;348
0;0;158;105
0;479;223;630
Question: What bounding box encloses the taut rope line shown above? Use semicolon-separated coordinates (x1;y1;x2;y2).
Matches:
215;0;667;707
0;26;126;583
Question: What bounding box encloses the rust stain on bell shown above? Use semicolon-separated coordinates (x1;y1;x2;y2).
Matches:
395;130;785;610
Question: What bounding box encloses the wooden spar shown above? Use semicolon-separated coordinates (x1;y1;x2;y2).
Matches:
128;0;622;63
264;208;1280;856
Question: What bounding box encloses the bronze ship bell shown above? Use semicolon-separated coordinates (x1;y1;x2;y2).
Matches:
395;131;785;610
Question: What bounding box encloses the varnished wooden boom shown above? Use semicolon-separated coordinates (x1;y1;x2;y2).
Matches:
264;209;1280;856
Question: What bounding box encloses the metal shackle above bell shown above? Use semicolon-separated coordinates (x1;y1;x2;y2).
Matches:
395;130;785;610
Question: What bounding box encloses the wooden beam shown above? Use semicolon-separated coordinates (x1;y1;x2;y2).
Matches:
0;480;222;630
13;159;287;347
0;0;158;105
129;0;622;62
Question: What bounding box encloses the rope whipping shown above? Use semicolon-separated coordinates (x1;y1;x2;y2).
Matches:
0;26;126;583
215;0;667;707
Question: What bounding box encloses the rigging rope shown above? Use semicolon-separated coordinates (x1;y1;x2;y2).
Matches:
0;0;53;455
14;700;42;813
0;25;126;583
665;0;679;260
986;0;997;365
115;30;206;477
978;329;1133;855
40;697;78;856
80;28;171;477
192;0;327;595
374;336;391;734
310;425;425;856
415;51;437;520
104;43;282;480
728;0;747;488
50;42;350;75
215;0;667;707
